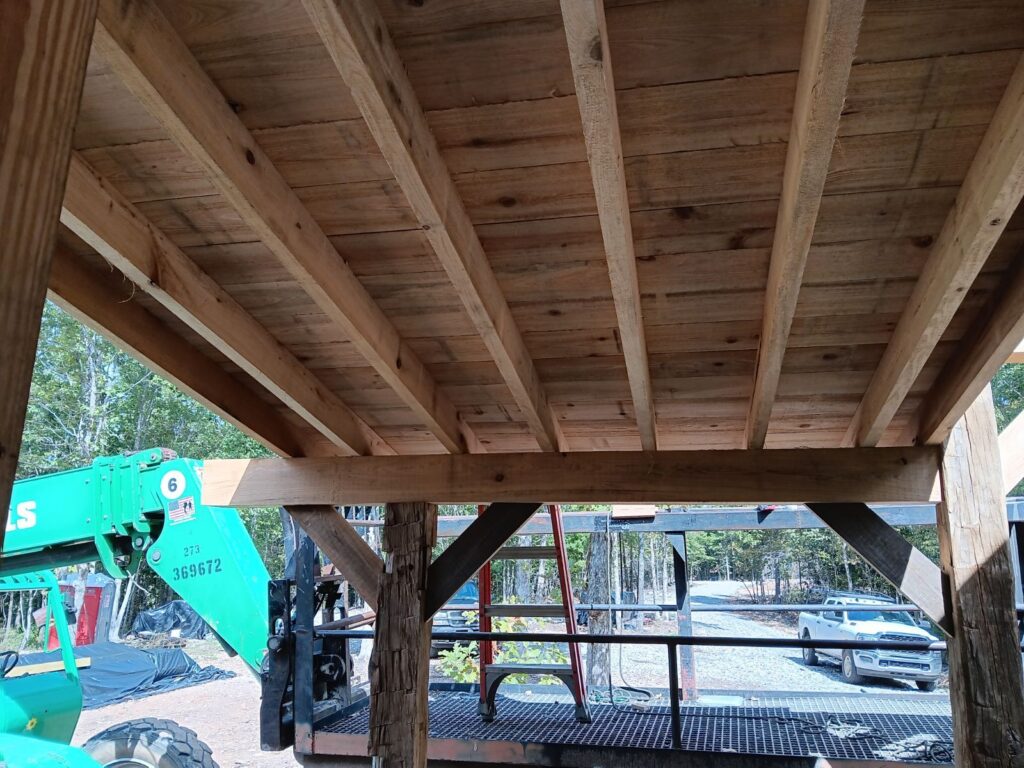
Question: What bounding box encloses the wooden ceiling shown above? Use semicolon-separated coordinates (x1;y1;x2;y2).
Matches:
52;0;1024;458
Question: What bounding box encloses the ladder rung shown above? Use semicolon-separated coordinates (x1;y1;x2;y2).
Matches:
486;663;571;676
493;545;557;560
485;604;567;618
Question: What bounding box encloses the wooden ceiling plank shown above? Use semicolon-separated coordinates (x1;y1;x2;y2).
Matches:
48;245;323;459
92;0;476;455
201;447;941;507
746;0;865;448
848;53;1024;447
302;0;564;453
560;0;656;450
62;153;391;457
917;258;1024;445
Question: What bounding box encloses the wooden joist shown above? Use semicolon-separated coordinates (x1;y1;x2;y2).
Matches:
61;154;391;457
936;388;1024;767
284;506;381;609
304;0;564;453
746;0;864;448
201;447;941;506
48;246;321;459
92;0;477;455
0;0;97;544
916;257;1024;445
424;503;542;619
847;54;1024;447
369;502;435;768
807;503;950;635
560;0;656;450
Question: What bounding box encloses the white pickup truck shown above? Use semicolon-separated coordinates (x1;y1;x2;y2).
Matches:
798;594;943;691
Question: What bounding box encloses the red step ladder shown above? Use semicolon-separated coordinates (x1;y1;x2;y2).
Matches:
477;504;591;722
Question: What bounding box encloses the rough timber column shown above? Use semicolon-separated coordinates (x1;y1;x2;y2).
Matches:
368;502;437;768
937;387;1024;768
0;0;97;545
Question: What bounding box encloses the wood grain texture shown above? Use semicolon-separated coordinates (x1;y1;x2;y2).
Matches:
848;53;1024;447
807;503;950;634
0;0;96;543
917;256;1024;445
200;447;942;506
937;388;1024;768
368;501;436;768
93;0;477;454
303;0;564;453
746;0;864;448
61;153;391;457
561;0;656;450
48;245;321;459
285;506;381;609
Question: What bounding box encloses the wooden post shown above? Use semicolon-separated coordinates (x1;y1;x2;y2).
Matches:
368;502;436;768
0;0;97;545
937;387;1024;768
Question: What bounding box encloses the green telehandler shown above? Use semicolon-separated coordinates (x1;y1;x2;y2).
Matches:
0;449;273;767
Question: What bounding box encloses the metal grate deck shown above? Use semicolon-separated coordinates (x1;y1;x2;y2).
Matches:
319;688;954;764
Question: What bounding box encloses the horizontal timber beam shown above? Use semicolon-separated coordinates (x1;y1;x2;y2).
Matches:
48;245;320;459
201;447;942;507
1000;407;1024;495
807;503;951;635
424;503;542;619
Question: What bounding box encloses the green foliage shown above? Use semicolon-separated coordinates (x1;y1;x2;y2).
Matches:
437;613;568;685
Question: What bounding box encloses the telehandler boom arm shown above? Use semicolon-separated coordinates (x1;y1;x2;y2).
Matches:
1;449;269;671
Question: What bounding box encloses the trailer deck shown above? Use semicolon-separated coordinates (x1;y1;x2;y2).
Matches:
311;687;954;767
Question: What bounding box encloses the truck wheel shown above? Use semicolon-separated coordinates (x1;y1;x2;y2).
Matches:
841;650;864;684
84;718;219;768
800;631;818;666
916;680;938;692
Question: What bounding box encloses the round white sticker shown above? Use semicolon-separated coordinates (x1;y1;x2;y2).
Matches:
160;470;186;500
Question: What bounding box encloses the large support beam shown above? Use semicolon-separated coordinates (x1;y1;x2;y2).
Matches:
560;0;656;450
668;534;697;699
746;0;864;448
61;154;390;457
93;0;476;455
917;257;1024;445
424;503;542;619
201;447;941;506
303;0;563;454
937;388;1024;767
285;506;381;610
848;54;1024;447
369;502;436;768
48;246;320;459
0;1;96;544
806;503;951;634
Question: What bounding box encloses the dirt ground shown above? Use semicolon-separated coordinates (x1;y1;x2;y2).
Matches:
74;645;300;768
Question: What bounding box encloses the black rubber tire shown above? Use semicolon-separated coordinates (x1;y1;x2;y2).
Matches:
841;650;865;684
801;631;818;666
916;679;938;692
84;718;219;768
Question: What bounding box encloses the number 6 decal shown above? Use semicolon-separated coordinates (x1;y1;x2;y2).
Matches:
160;470;186;500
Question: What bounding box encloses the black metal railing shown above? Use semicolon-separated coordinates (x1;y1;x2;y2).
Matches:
319;627;999;749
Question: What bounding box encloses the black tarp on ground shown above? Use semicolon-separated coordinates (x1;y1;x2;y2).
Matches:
130;600;209;639
16;642;234;708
